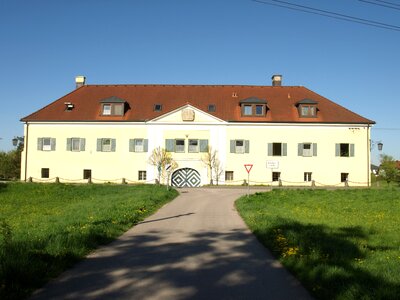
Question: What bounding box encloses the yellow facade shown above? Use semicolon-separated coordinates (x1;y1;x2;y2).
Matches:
21;105;371;187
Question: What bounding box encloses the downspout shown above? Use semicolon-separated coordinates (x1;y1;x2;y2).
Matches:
367;124;370;187
24;122;29;182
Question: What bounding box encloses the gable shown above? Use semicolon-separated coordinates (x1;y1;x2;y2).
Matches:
148;104;226;124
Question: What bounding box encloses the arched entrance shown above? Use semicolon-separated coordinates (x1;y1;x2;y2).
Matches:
171;168;201;187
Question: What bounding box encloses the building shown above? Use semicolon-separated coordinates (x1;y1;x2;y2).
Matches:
20;75;375;187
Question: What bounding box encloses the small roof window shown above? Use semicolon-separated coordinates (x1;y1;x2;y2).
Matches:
154;104;163;112
208;104;216;112
99;96;126;116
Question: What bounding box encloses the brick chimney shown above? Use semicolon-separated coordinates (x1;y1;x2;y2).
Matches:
75;76;86;89
272;74;282;86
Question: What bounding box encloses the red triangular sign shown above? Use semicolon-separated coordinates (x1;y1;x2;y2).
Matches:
244;164;253;173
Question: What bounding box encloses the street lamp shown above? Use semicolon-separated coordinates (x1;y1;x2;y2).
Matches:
12;136;24;148
371;140;383;151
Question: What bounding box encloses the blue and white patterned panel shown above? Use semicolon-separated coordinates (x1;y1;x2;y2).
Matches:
171;168;201;187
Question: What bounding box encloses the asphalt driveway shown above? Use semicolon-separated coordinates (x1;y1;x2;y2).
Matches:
31;188;312;300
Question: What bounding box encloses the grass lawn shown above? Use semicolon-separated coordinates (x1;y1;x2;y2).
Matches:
0;182;178;300
236;188;400;300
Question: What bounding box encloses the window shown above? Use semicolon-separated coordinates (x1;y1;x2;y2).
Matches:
175;139;185;153
255;105;264;115
336;143;355;157
129;139;148;152
208;104;216;112
268;143;287;156
298;143;317;157
97;138;116;152
230;140;249;154
272;172;281;182
341;173;349;182
304;172;312;182
37;138;56;151
43;138;51;151
67;138;85;152
154;104;163;111
83;169;91;179
299;105;317;117
188;139;199;153
243;105;252;116
101;103;124;116
225;171;234;181
138;171;147;181
241;104;267;117
135;139;144;152
41;168;49;178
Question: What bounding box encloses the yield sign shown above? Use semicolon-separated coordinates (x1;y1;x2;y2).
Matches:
244;164;253;173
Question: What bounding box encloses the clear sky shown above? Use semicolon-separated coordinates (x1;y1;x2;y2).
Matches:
1;0;399;164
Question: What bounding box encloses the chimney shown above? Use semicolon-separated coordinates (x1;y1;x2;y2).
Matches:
271;74;282;86
75;76;86;89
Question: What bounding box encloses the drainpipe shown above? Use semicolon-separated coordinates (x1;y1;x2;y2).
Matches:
367;124;370;187
24;123;29;182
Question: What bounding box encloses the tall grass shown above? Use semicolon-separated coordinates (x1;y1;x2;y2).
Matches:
236;188;400;300
0;182;178;300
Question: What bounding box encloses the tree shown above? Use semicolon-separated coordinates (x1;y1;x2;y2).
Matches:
148;147;178;185
202;146;223;185
0;149;21;180
379;154;399;184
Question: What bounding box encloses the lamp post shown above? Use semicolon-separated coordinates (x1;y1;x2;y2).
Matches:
12;136;24;148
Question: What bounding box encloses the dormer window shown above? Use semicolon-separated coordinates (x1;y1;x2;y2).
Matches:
240;97;268;117
100;96;126;116
296;99;318;118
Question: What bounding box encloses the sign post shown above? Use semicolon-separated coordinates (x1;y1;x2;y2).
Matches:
244;164;253;197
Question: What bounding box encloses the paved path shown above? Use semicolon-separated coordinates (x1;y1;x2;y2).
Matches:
31;188;312;300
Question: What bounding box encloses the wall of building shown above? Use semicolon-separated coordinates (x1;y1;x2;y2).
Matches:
20;121;371;187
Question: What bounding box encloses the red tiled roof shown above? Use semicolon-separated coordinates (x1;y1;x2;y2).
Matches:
21;84;375;124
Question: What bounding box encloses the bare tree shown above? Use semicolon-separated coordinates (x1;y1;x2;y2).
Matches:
148;147;178;185
201;146;223;185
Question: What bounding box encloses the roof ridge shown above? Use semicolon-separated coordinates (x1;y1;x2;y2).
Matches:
85;84;305;88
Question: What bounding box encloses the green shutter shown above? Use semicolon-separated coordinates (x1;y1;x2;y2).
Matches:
51;138;56;151
200;140;208;152
335;144;340;156
268;143;272;156
37;138;43;151
230;140;235;153
313;143;317;156
350;144;355;157
165;139;174;152
245;140;250;153
97;139;102;152
129;139;135;152
282;143;287;156
66;138;72;151
111;139;116;152
80;138;86;151
143;139;148;152
298;143;303;156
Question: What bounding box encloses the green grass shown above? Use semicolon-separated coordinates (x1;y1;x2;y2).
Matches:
236;188;400;300
0;182;178;300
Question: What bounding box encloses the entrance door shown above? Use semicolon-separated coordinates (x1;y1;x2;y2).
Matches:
171;168;201;187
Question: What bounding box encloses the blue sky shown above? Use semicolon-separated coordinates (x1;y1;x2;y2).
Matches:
1;0;399;164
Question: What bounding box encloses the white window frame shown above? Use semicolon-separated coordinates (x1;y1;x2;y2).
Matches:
134;139;144;152
243;105;252;116
175;139;185;153
102;138;112;152
71;138;81;152
188;139;199;153
302;143;312;157
235;140;245;154
102;104;112;115
42;138;51;151
138;170;147;181
304;172;312;182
